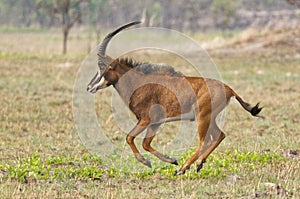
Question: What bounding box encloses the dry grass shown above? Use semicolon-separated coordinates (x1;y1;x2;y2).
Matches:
204;26;300;55
0;28;299;198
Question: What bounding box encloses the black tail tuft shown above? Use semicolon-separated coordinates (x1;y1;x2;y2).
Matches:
235;96;264;118
250;103;263;116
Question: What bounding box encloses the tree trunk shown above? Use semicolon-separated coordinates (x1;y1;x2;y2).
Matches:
63;29;68;54
160;0;171;28
61;0;70;54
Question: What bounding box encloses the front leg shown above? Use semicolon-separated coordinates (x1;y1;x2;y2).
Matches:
126;120;151;167
142;124;178;165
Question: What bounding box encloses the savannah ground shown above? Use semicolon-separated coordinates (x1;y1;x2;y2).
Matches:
0;27;299;198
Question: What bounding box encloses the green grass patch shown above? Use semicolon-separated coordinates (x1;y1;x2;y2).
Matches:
1;153;104;183
0;150;285;183
0;27;48;34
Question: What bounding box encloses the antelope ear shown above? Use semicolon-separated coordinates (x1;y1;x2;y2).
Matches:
97;54;114;66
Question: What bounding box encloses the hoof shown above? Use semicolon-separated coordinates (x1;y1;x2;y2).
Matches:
175;170;185;176
171;158;178;165
196;159;206;172
143;159;152;168
196;164;203;172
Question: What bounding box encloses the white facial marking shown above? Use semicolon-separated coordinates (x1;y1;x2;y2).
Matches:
96;76;106;87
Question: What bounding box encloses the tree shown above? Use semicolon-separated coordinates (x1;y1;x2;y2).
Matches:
211;0;239;29
88;0;109;43
37;0;88;54
286;0;300;8
0;0;37;27
60;0;80;54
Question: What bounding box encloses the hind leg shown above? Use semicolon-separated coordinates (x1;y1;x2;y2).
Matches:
176;112;211;175
142;124;178;165
196;121;225;172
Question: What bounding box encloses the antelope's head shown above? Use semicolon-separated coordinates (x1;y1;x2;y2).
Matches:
87;21;141;94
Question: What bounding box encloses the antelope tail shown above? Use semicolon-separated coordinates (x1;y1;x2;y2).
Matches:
231;91;263;118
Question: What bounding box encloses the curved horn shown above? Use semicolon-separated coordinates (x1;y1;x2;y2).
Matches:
98;21;142;67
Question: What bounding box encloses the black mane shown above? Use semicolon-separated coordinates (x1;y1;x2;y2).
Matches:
117;57;183;77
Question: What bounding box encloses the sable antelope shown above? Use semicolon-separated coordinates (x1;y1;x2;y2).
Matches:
87;21;263;175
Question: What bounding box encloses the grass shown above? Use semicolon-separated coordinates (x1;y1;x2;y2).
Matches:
0;150;286;184
0;28;299;198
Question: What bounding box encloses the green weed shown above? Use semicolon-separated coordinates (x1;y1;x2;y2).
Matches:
2;153;104;183
0;150;285;183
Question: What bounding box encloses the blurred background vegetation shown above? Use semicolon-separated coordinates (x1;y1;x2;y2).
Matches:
0;0;299;29
0;0;299;54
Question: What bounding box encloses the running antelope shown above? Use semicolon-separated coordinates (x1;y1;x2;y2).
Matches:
87;21;263;175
